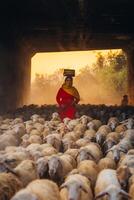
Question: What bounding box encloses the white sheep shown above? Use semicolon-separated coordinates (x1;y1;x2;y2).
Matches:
95;169;130;200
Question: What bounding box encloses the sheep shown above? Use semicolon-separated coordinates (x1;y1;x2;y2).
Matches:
87;119;102;131
44;134;62;151
98;157;116;172
127;149;134;155
115;124;127;134
41;128;51;137
51;112;61;122
48;154;73;184
60;174;93;200
31;114;40;123
42;146;58;156
84;129;96;142
106;145;126;163
129;184;134;200
96;125;111;145
73;123;87;135
116;165;131;190
3;151;30;168
77;160;98;188
57;123;69;137
0;172;22;199
77;143;103;163
21;134;30;147
30;129;42;136
102;132;120;153
28;135;42;144
95;169;130;200
128;174;134;186
33;123;44;133
28;150;43;161
0;133;19;150
13;159;38;187
107;117;119;131
36;157;49;179
11;179;61;200
27;143;57;157
64;149;79;160
62;138;76;152
118;154;134;174
63;131;80;141
11;189;39;200
76;138;91;148
120;118;134;129
66;119;80;131
128;175;134;200
59;153;77;168
79;115;92;125
106;130;134;163
26;143;42;152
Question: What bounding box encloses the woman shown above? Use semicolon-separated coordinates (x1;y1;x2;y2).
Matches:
56;76;80;120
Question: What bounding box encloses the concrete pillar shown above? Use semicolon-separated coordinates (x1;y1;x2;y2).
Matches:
0;42;31;113
125;49;134;105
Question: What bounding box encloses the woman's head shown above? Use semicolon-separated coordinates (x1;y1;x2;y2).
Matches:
64;76;73;87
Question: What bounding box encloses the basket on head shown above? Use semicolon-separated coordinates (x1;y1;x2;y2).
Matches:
63;69;75;77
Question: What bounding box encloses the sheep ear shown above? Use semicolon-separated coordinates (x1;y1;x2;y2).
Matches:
5;158;16;163
80;185;88;193
95;191;109;199
119;190;131;198
3;162;18;176
120;119;128;124
60;183;68;189
87;151;95;160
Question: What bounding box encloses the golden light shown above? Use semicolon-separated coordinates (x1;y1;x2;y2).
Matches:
30;49;123;105
31;49;122;82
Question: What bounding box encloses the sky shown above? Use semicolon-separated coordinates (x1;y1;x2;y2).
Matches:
31;49;121;82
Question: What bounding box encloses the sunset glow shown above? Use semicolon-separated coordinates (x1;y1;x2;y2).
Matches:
31;49;121;82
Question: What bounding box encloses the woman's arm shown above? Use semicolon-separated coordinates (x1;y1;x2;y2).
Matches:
56;88;62;105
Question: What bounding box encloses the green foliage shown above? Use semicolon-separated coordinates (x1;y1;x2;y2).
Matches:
93;50;127;98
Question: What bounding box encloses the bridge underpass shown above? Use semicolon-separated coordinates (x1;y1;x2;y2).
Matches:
0;0;134;112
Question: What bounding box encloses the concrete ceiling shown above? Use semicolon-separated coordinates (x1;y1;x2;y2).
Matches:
1;0;134;51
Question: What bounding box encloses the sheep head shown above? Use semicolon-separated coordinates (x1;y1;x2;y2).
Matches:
95;185;131;200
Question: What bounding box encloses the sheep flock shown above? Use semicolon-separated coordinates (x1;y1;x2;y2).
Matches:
0;104;134;200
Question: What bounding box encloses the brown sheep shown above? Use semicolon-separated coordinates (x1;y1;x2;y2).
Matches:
44;134;62;151
76;138;91;148
0;172;22;199
98;157;116;172
11;179;61;200
64;149;79;161
87;119;102;131
14;159;38;187
96;125;111;145
116;165;131;190
77;160;98;188
84;129;96;141
77;143;103;164
107;117;119;131
103;132;120;153
48;155;73;184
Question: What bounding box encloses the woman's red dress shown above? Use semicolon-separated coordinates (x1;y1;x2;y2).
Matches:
56;88;79;120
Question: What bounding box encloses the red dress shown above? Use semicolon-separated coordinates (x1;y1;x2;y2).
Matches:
56;88;79;120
